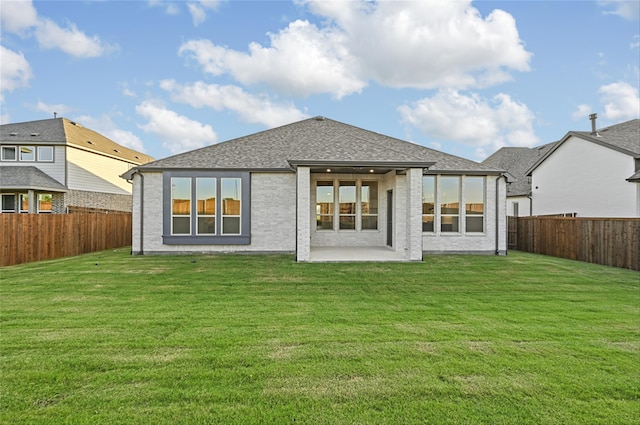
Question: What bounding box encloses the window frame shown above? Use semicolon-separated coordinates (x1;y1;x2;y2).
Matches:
316;181;335;230
163;171;250;245
1;194;16;213
360;180;379;230
338;180;357;230
464;176;485;233
19;146;36;161
37;193;53;213
1;146;17;161
439;176;461;233
422;176;436;233
314;178;380;232
37;146;54;162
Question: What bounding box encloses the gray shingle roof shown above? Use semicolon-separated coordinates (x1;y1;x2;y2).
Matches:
128;117;501;176
0;166;68;192
526;118;640;176
0;118;154;164
482;142;556;197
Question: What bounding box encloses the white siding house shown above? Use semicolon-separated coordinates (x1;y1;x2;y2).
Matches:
123;117;508;262
527;119;639;217
0;118;153;213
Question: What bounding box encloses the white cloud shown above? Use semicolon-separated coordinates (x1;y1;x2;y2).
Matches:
598;81;640;121
122;88;137;98
598;1;640;20
572;104;593;121
179;0;531;98
0;46;33;100
1;0;116;58
0;0;38;33
35;18;117;58
35;100;73;117
136;100;217;154
148;0;179;15
73;114;146;153
160;79;308;127
631;35;640;50
187;1;219;26
399;89;539;159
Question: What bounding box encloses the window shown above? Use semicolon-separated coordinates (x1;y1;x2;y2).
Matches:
163;172;250;245
19;194;29;213
315;180;379;231
171;178;191;235
2;194;16;213
196;178;216;235
221;178;241;235
512;202;519;217
361;181;378;230
422;176;435;232
440;176;460;232
1;146;16;161
316;181;334;230
339;181;356;230
38;194;52;213
19;146;35;161
37;146;54;162
465;177;485;232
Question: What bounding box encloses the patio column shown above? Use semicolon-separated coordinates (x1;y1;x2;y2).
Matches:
296;166;311;261
406;168;423;261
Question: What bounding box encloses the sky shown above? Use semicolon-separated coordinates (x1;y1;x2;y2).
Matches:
1;0;639;162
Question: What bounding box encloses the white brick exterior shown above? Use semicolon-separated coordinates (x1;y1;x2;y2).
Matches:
131;169;507;258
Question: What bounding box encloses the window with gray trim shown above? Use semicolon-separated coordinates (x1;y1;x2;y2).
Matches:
163;171;250;245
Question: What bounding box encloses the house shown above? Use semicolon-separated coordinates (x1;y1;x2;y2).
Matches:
122;117;507;262
526;116;639;217
482;142;556;216
0;118;153;213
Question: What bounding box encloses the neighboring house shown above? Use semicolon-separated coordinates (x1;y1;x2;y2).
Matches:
0;118;153;213
122;117;508;262
526;117;640;217
482;142;556;216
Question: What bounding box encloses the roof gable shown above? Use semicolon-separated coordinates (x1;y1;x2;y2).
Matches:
526;118;640;176
0;118;154;165
132;116;500;175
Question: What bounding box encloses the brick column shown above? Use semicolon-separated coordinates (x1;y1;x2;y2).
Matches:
406;168;423;261
296;167;311;261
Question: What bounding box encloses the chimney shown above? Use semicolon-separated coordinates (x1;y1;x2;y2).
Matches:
589;113;600;136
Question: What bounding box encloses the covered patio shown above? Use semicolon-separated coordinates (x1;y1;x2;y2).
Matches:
308;246;409;262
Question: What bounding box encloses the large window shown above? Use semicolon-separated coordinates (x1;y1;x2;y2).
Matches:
38;194;52;213
171;178;191;235
196;178;216;235
163;172;250;245
2;194;16;213
361;181;378;230
37;146;54;162
422;176;435;232
316;181;334;230
440;176;460;232
1;146;16;161
19;146;35;161
339;181;356;230
465;177;485;232
316;180;379;231
221;178;241;235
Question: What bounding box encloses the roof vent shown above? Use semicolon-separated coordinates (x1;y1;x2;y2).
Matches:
9;132;17;136
30;133;40;136
113;149;119;153
589;113;600;137
87;140;93;145
315;116;325;121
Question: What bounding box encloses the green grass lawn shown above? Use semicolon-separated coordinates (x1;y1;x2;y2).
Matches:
1;249;638;425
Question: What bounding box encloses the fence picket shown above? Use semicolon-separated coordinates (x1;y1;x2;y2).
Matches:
1;213;132;267
508;216;640;271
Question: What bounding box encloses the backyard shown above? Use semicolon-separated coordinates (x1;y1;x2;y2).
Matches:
1;249;638;424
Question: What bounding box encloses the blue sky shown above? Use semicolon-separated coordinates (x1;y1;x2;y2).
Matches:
1;0;638;161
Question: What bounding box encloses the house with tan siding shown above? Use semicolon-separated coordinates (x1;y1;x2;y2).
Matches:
0;118;153;213
122;117;508;262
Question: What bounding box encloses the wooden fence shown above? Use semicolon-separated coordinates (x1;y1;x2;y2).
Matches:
1;213;132;267
508;216;640;271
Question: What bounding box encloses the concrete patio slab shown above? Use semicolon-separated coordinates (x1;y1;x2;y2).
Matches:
309;246;410;262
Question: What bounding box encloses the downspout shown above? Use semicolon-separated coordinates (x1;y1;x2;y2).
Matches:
130;170;144;255
495;174;503;256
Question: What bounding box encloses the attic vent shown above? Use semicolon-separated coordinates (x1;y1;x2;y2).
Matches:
9;132;17;136
113;149;119;153
135;156;140;159
87;140;93;144
315;116;325;121
30;133;40;136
